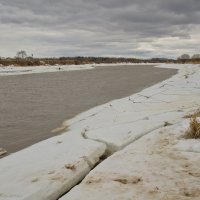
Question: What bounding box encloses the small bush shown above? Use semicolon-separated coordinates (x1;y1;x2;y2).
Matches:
184;109;200;119
185;118;200;139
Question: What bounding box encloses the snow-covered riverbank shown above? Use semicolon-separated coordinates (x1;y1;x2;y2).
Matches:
0;63;159;76
62;120;200;200
0;64;200;200
0;64;95;76
0;63;151;76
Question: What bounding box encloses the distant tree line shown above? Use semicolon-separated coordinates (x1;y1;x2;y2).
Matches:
178;54;200;60
176;54;200;64
0;50;200;66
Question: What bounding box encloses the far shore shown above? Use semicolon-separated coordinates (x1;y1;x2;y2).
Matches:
0;56;200;68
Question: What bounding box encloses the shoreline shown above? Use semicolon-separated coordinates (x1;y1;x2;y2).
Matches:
0;63;161;76
0;64;199;200
0;64;95;76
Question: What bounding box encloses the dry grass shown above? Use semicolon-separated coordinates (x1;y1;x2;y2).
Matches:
114;176;142;185
184;109;200;119
0;148;7;156
185;118;200;139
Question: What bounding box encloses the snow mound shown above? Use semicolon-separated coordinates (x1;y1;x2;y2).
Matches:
0;131;106;200
62;122;200;200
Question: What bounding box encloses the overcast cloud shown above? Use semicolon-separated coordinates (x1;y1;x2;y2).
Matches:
0;0;199;58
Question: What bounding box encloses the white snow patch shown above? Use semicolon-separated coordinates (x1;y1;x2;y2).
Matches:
174;139;200;153
0;63;154;76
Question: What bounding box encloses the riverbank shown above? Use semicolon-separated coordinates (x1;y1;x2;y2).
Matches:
0;64;199;200
0;64;94;76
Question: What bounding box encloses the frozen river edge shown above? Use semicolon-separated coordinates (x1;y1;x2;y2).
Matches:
0;64;200;200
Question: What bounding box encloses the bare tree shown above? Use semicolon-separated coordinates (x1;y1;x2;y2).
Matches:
16;50;27;59
178;54;190;60
191;54;200;59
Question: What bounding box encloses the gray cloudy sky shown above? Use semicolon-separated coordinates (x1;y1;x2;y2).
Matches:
0;0;199;58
